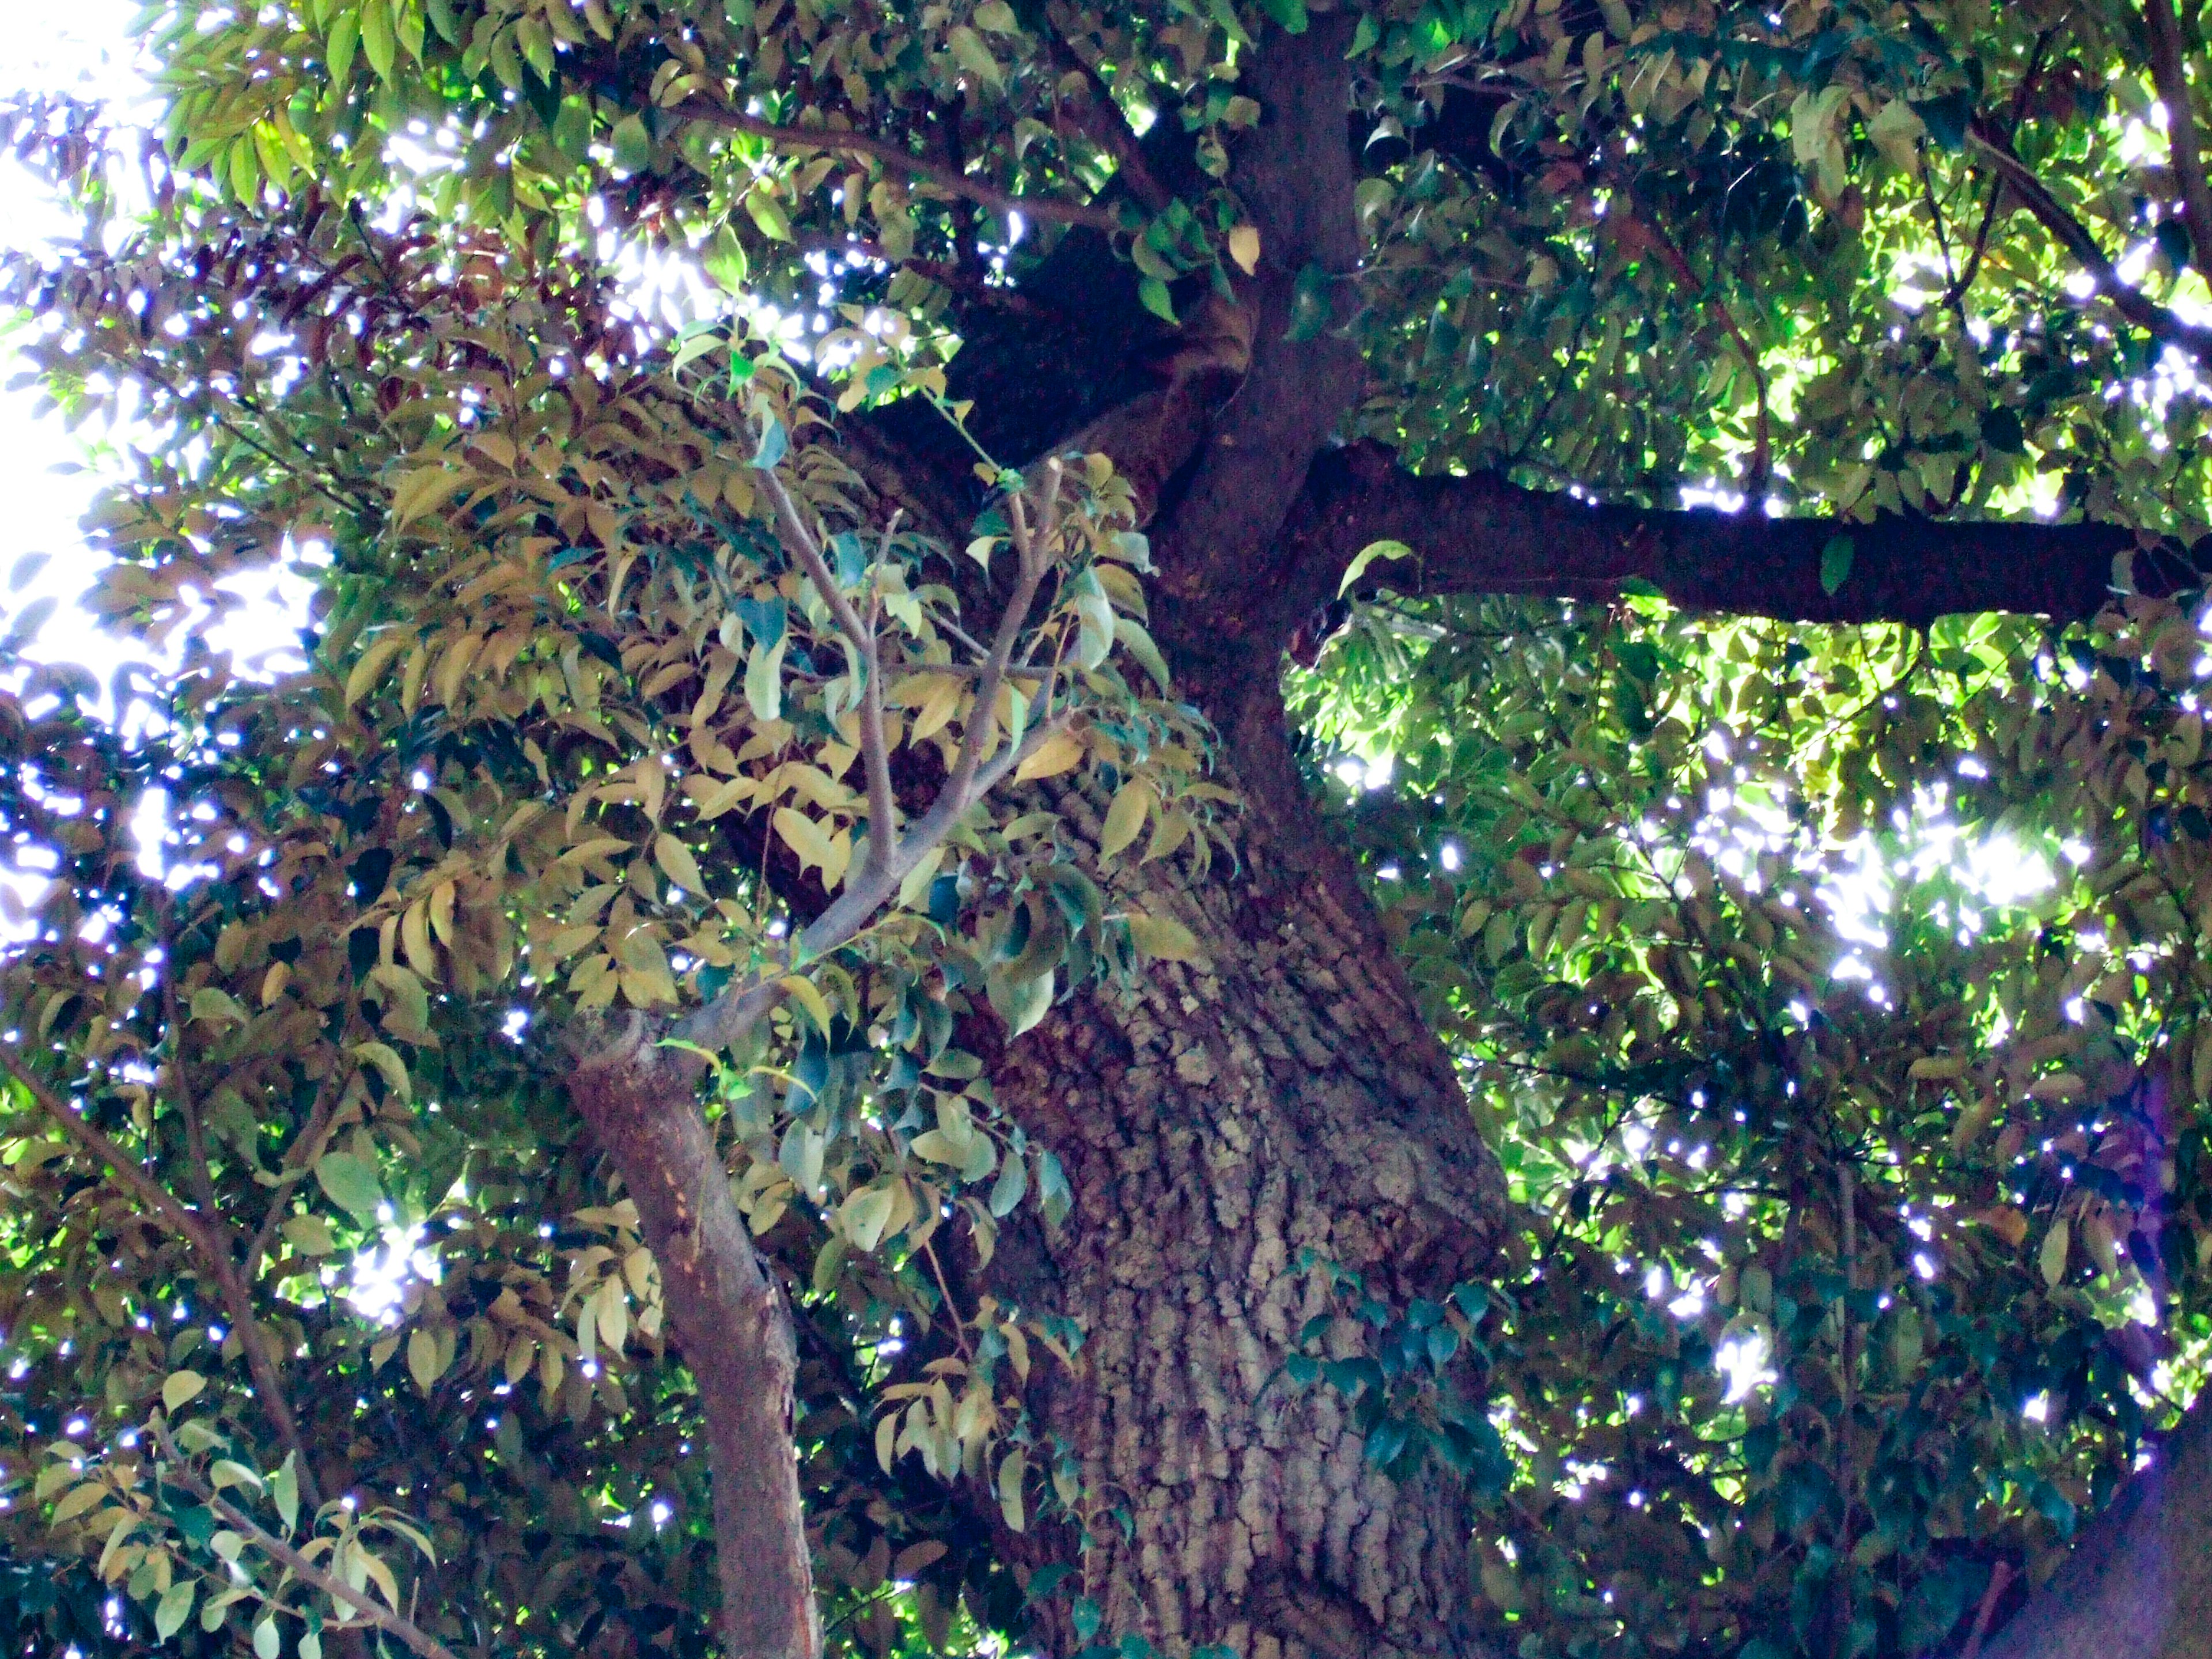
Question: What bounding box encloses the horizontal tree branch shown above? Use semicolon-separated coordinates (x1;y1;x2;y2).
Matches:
1262;442;2152;642
669;99;1119;232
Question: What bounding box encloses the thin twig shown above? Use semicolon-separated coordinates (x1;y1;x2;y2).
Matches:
0;1040;325;1504
669;100;1118;232
149;1418;461;1659
1959;1560;2015;1659
1941;31;2054;311
673;463;1071;1060
1044;24;1172;212
0;1046;214;1245
158;975;327;1506
244;1056;351;1283
756;465;900;875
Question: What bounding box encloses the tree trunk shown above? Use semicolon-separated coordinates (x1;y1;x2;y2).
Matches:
570;1035;822;1659
1975;1391;2212;1659
969;685;1516;1659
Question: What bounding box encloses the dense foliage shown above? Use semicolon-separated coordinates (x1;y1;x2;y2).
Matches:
1;0;2210;1657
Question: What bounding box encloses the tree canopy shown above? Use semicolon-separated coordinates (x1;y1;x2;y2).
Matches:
2;3;2211;1659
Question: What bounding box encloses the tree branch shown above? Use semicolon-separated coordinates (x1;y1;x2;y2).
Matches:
2144;0;2212;277
1262;442;2147;643
756;465;901;874
669;99;1119;232
0;1044;216;1247
148;1419;460;1659
0;1039;327;1510
1967;121;2212;365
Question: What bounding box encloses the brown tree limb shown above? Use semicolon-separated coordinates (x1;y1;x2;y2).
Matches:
2146;0;2212;275
1259;442;2146;645
1975;1389;2212;1659
1966;121;2212;364
147;1418;460;1659
668;99;1119;232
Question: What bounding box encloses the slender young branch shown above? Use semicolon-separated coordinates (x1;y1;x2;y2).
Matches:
1967;121;2212;363
1942;31;2055;310
669;99;1119;232
244;1058;349;1283
0;1046;215;1245
2144;0;2212;276
149;1419;460;1659
756;465;902;873
1044;24;1172;211
0;1041;325;1506
158;977;327;1507
672;462;1070;1060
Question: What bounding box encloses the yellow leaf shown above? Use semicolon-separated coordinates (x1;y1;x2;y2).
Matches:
907;673;964;743
389;463;468;529
1099;779;1151;862
351;1040;412;1100
1228;224;1260;274
781;973;832;1035
344;632;410;709
401;900;438;980
654;834;709;898
2039;1218;2070;1287
1125;910;1203;963
1014;729;1084;782
407;1328;444;1393
774;807;837;872
997;1448;1027;1532
162;1370;206;1412
429;878;459;945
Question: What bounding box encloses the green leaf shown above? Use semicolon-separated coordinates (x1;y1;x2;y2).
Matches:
1339;540;1415;597
326;10;361;82
750;416;789;471
162;1370;206;1412
154;1581;195;1643
272;1453;300;1533
313;1151;387;1226
1819;534;1854;597
1137;276;1177;324
611;113;653;173
1256;0;1309;32
1286;262;1332;341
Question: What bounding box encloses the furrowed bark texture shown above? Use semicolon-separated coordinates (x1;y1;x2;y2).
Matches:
1976;1391;2212;1659
976;748;1511;1659
569;1039;821;1659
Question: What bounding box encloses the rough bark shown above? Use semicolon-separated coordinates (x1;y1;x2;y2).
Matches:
974;742;1512;1659
569;1035;821;1659
1976;1391;2212;1659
